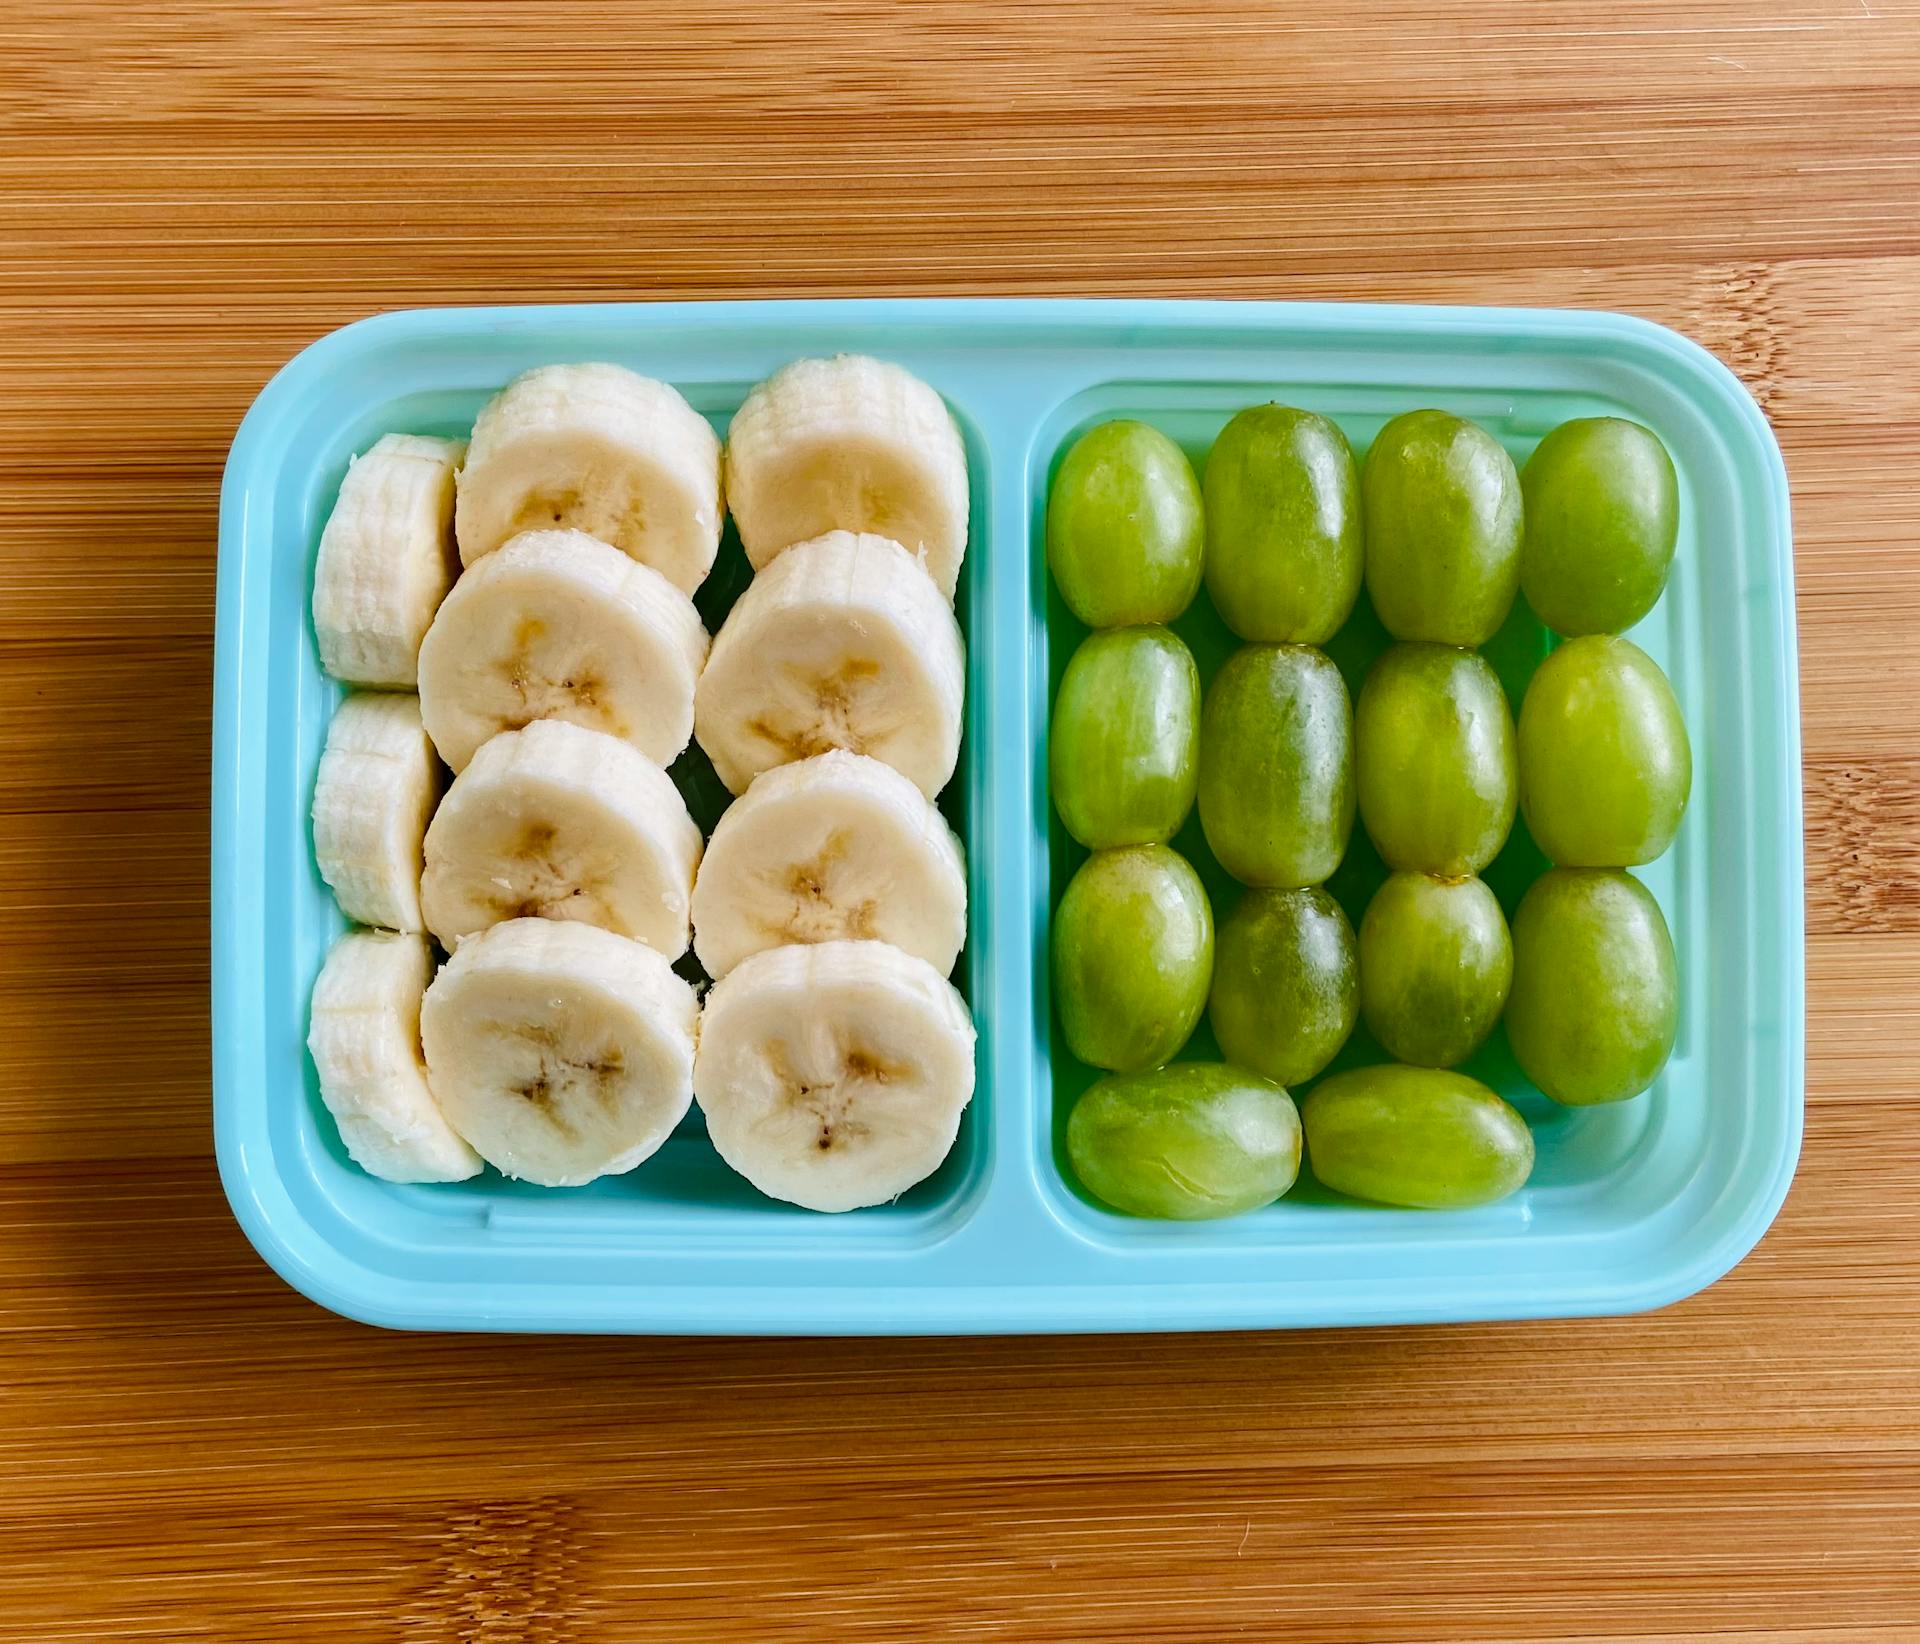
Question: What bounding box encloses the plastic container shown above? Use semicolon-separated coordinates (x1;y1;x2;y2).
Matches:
214;299;1801;1334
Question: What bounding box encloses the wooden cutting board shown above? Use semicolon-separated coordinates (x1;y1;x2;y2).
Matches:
3;2;1916;1637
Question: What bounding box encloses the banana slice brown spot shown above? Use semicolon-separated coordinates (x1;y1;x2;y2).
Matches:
857;484;895;531
505;1021;629;1137
502;619;545;704
516;488;584;533
829;656;883;685
766;1040;910;1152
744;717;858;763
758;828;881;943
501;619;606;723
507;486;650;548
798;1085;868;1153
495;822;595;920
745;657;892;763
844;1048;904;1085
509;1071;571;1135
814;656;885;723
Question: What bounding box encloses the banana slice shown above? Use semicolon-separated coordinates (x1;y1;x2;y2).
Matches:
421;917;697;1187
312;433;463;687
311;691;441;932
693;530;964;799
422;717;699;955
418;527;709;774
694;939;976;1212
454;363;722;594
308;929;483;1183
691;750;967;981
724;354;970;601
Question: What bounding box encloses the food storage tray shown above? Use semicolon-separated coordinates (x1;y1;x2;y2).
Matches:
213;298;1801;1334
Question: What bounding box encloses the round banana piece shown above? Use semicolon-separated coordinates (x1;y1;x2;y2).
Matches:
454;363;722;594
694;530;964;799
724;354;970;601
312;433;464;687
311;691;441;932
418;527;709;773
694;939;977;1213
421;717;701;957
307;929;483;1183
421;917;697;1187
691;750;966;981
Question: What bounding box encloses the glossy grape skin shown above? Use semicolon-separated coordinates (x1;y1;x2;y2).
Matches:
1068;1062;1302;1219
1358;873;1512;1069
1301;1064;1534;1209
1209;887;1358;1087
1050;626;1200;849
1521;417;1678;637
1355;642;1516;875
1505;868;1677;1106
1518;635;1691;866
1053;845;1213;1073
1046;420;1204;627
1202;404;1363;644
1362;409;1523;645
1197;644;1355;888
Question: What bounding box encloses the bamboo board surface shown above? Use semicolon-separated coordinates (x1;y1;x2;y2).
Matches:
3;2;1918;1638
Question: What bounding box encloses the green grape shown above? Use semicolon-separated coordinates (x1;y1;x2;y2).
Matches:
1053;845;1213;1072
1049;626;1200;849
1358;873;1511;1069
1521;417;1678;637
1355;642;1516;875
1209;887;1358;1086
1362;409;1522;645
1505;867;1677;1105
1068;1062;1301;1219
1302;1064;1534;1209
1197;643;1354;888
1202;404;1362;644
1046;420;1204;627
1518;635;1690;866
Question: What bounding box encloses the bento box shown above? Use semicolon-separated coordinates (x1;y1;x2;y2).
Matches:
213;298;1800;1333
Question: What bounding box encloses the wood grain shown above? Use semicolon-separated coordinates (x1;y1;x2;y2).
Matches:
2;2;1917;1638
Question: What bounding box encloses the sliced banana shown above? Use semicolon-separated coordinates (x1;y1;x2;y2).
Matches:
421;717;701;957
418;527;709;774
421;917;697;1187
311;691;441;932
454;363;722;594
307;929;483;1183
312;433;464;687
694;939;976;1213
694;530;964;799
724;354;969;601
692;750;967;981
